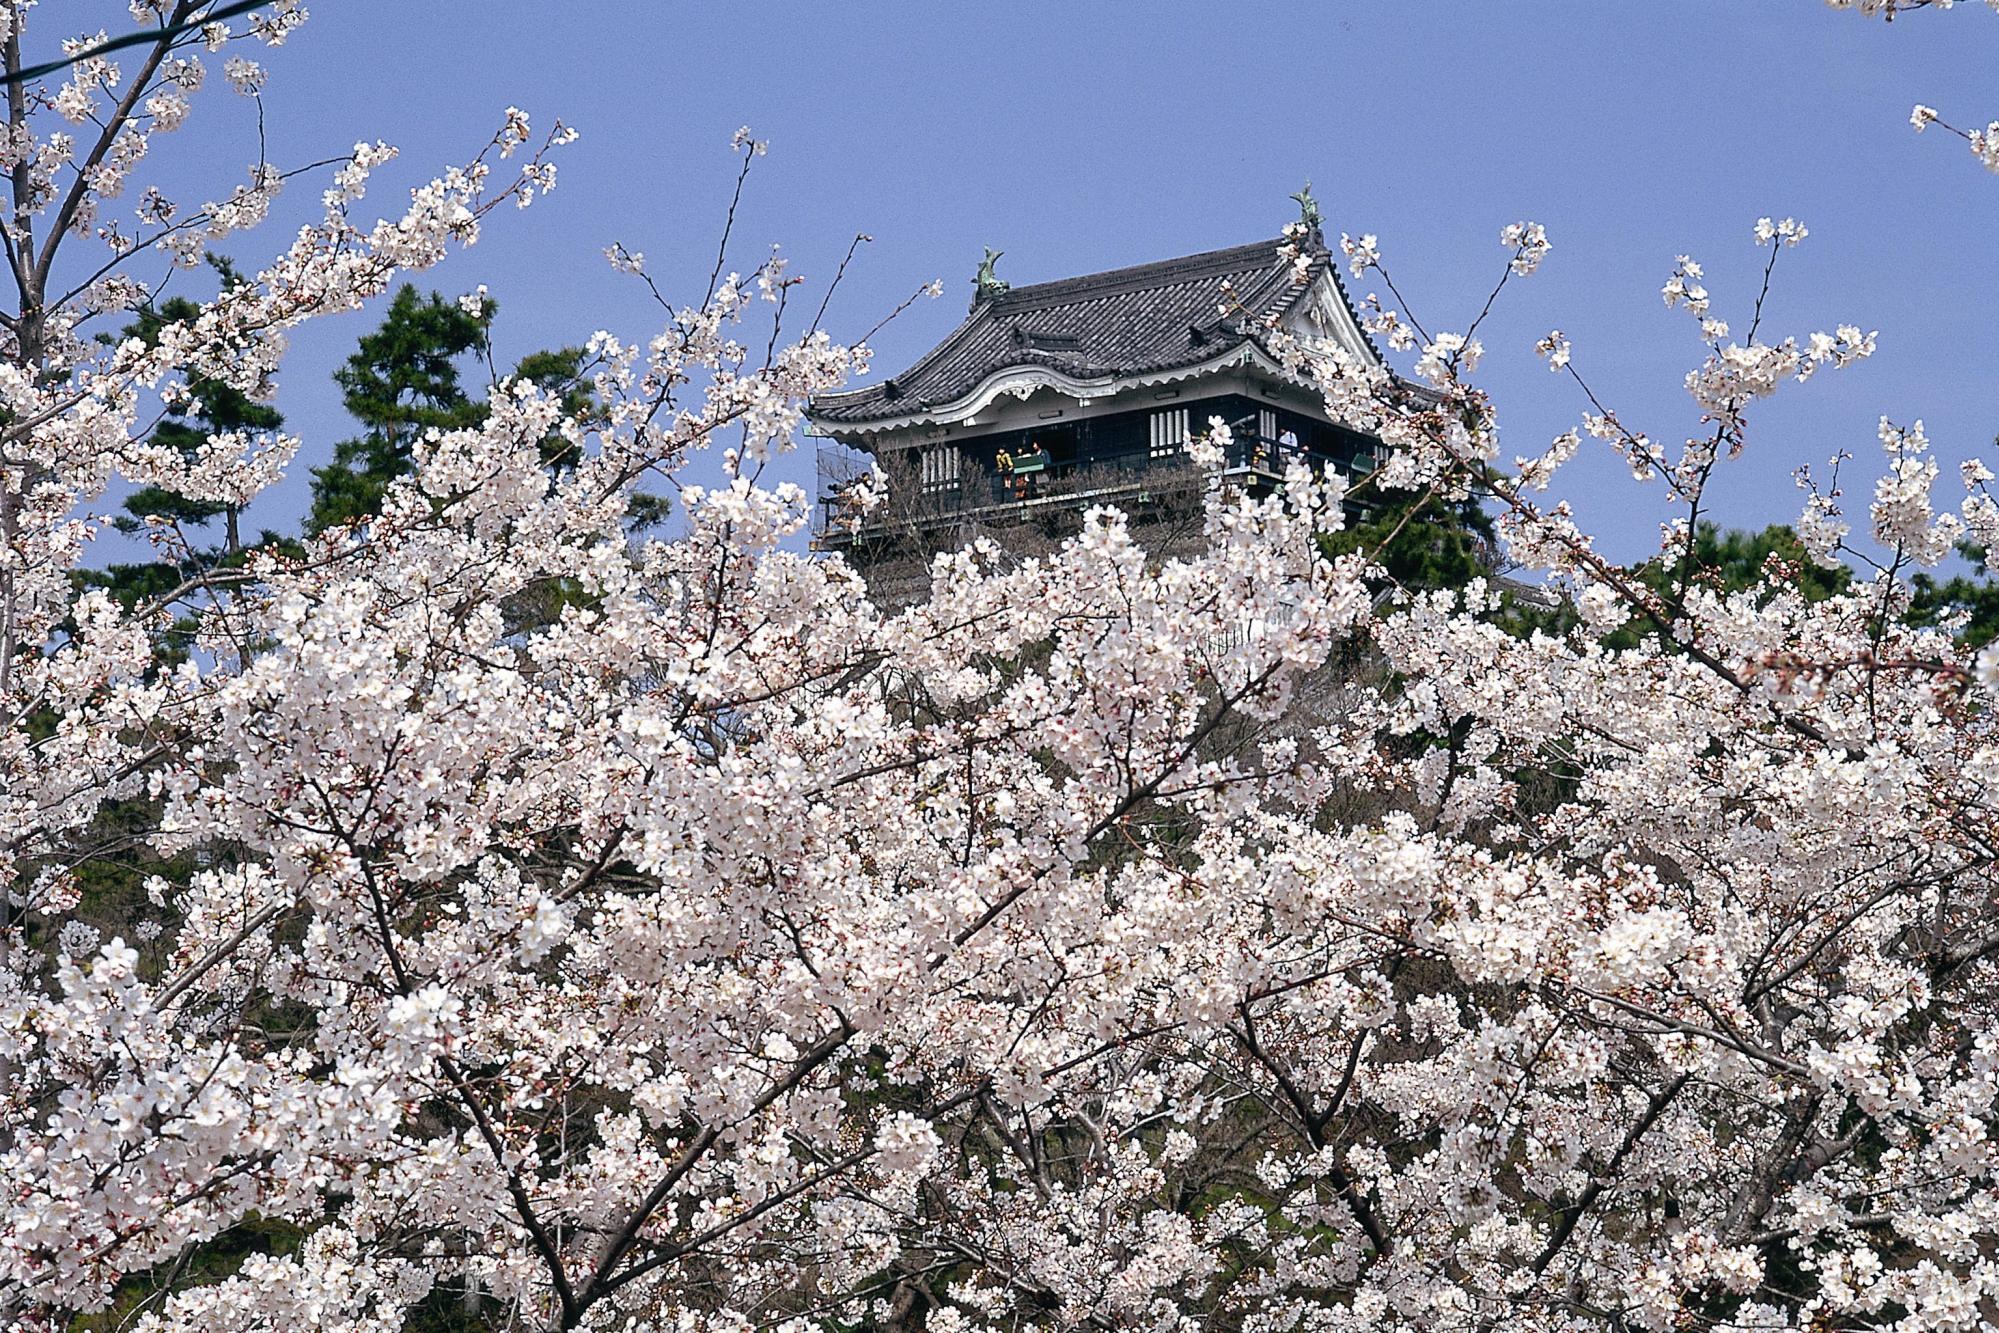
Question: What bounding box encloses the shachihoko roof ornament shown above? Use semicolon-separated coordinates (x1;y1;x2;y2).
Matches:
972;247;1008;306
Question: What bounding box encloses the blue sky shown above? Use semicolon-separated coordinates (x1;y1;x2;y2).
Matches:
87;1;1999;565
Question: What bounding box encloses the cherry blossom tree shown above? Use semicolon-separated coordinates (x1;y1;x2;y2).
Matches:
5;5;1999;1332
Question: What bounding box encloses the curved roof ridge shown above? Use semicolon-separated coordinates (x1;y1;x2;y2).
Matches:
990;236;1298;309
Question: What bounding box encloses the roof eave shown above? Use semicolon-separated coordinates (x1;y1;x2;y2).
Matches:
807;337;1336;440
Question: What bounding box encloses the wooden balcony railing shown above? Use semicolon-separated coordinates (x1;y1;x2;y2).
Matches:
815;434;1359;550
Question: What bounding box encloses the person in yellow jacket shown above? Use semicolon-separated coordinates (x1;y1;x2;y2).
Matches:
995;446;1019;500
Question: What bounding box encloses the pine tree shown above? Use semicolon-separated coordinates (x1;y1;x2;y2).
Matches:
305;285;628;535
1599;523;1850;651
79;261;287;653
1909;541;1999;647
306;284;494;534
1321;484;1497;594
115;277;285;556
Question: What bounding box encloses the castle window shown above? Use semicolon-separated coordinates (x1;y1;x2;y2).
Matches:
919;444;962;494
1149;408;1189;459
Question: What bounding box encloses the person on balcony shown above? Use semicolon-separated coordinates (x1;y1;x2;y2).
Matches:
826;478;865;535
1018;440;1050;498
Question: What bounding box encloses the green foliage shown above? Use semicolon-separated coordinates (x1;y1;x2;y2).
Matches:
113;260;285;553
307;285;495;534
1320;484;1496;595
75;260;287;660
1603;522;1850;651
509;345;595;468
304;285;649;540
1317;483;1566;638
1909;541;1999;648
1661;523;1849;605
71;1216;307;1333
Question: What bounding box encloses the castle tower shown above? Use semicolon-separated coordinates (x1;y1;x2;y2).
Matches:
807;213;1393;593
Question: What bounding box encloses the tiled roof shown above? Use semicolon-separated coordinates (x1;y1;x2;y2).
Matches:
810;233;1352;427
